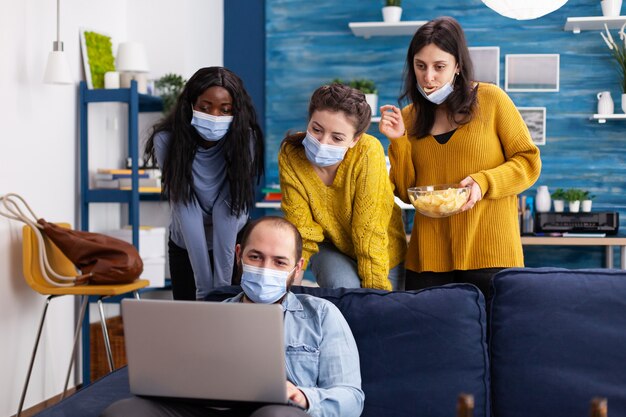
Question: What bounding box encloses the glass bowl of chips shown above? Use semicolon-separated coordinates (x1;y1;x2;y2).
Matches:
408;184;470;218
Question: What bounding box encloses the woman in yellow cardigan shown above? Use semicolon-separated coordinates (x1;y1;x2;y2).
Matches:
279;83;406;291
379;16;541;296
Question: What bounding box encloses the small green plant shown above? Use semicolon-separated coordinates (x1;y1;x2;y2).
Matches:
155;73;186;114
551;188;566;200
328;78;378;95
385;0;401;6
581;191;596;201
564;188;587;202
349;79;377;94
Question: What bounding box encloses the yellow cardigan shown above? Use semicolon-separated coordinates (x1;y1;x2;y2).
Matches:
388;83;542;273
279;133;406;290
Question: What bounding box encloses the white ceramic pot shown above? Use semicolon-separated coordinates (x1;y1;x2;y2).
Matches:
601;0;623;16
365;94;378;116
382;6;402;22
535;185;551;213
569;200;581;213
582;200;593;212
553;200;565;212
597;91;614;115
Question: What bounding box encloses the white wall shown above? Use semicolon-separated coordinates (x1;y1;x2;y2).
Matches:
0;1;223;415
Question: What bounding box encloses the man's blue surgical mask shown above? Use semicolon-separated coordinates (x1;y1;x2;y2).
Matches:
191;110;233;141
241;263;295;304
417;73;458;105
303;131;348;167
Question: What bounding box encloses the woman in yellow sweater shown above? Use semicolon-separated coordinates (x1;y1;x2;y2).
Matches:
279;83;406;290
379;16;541;296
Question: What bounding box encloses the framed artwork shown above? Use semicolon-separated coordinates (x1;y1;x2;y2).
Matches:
79;28;116;89
518;107;546;146
469;46;500;86
505;54;560;92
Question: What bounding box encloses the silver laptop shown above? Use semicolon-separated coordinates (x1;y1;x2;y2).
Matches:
121;298;288;406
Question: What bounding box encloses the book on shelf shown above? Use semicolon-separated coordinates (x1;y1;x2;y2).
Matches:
95;178;161;189
264;192;282;201
97;168;146;175
119;186;163;193
95;172;149;180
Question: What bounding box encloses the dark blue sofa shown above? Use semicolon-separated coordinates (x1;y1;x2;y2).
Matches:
33;268;626;417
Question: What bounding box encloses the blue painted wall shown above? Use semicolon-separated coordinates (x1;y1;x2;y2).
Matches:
258;0;626;268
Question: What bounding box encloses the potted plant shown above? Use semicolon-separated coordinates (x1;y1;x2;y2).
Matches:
155;73;186;115
382;0;402;23
551;188;566;212
349;79;378;116
564;188;587;213
600;23;626;112
581;191;595;212
331;78;379;116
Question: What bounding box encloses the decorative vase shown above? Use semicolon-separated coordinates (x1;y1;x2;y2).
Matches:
569;200;581;213
553;200;565;213
535;186;551;213
622;93;626;113
382;6;402;22
597;91;614;114
582;200;593;212
601;0;623;16
365;93;378;116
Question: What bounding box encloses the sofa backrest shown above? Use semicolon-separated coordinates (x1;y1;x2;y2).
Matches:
489;267;626;417
210;284;490;417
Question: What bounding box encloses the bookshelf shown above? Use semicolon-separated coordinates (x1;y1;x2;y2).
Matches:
78;80;163;385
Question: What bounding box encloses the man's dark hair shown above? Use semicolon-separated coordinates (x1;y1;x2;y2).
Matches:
239;216;303;262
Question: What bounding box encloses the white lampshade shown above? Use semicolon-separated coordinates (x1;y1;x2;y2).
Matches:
481;0;568;20
43;50;73;84
116;42;149;72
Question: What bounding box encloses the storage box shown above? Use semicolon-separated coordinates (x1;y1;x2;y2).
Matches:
141;257;166;288
107;226;166;259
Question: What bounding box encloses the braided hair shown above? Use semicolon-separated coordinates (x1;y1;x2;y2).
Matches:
281;83;372;146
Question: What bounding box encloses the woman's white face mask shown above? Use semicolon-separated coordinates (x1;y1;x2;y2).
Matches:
417;72;457;105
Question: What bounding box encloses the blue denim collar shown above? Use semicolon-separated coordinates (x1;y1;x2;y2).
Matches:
230;291;303;312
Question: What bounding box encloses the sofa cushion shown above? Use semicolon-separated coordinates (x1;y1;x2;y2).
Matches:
489;267;626;417
212;285;490;417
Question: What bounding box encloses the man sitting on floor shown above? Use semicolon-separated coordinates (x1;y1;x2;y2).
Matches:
101;216;364;417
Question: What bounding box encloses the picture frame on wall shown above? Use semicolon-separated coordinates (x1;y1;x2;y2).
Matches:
79;28;116;89
505;54;559;92
469;46;500;86
518;107;546;146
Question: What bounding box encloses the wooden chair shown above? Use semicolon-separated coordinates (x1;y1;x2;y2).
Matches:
18;223;149;416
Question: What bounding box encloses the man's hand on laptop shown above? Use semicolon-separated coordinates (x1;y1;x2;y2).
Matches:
286;381;308;410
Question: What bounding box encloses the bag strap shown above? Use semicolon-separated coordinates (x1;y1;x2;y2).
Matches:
0;193;80;287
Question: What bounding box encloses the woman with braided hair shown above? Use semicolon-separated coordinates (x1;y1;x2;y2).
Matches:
279;83;406;291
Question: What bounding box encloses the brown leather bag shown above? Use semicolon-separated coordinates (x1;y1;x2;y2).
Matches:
1;193;143;286
38;219;143;285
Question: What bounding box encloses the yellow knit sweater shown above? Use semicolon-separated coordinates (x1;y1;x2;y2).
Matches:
388;83;542;273
279;133;407;290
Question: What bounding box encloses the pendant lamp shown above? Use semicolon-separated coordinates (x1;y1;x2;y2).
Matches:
43;0;73;84
481;0;568;20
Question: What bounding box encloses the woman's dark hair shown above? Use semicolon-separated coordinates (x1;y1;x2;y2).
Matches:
399;16;478;139
145;66;264;216
281;83;372;147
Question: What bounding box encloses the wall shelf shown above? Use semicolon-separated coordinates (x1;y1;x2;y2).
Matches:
348;21;427;38
591;113;626;123
564;16;626;33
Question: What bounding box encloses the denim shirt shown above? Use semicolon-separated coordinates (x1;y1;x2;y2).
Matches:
225;292;364;417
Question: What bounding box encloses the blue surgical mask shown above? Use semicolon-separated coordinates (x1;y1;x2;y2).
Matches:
241;263;295;304
191;110;233;141
303;131;348;167
417;73;457;105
